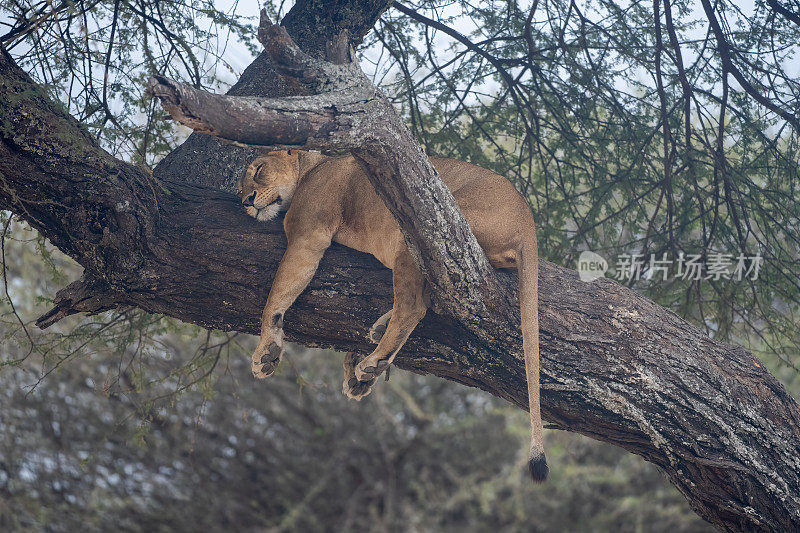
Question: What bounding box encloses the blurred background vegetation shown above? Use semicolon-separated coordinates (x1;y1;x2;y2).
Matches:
1;0;798;530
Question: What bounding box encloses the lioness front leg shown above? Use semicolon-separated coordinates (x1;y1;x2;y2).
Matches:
252;232;331;378
355;251;427;381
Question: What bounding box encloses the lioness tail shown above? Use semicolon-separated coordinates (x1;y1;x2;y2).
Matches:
518;236;547;482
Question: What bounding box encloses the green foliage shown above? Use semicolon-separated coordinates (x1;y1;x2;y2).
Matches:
1;0;260;164
0;345;712;532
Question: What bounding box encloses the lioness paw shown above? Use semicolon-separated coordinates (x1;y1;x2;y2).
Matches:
342;352;376;400
354;355;391;382
368;310;392;344
251;341;283;379
343;376;376;401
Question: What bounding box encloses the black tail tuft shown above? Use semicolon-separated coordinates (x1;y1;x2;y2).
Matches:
528;454;549;482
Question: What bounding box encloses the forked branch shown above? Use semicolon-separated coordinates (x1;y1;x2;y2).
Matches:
148;11;512;337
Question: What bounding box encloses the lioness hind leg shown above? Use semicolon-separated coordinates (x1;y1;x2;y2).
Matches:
252;232;331;379
355;251;427;382
342;352;377;400
368;310;392;343
343;310;392;400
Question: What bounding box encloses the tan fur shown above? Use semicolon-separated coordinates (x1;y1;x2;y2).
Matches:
238;150;547;480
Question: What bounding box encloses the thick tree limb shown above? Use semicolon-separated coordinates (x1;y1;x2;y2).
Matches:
147;75;372;147
2;8;800;533
149;13;509;334
152;0;395;192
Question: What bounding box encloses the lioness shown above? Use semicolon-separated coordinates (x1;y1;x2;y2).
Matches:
238;150;547;481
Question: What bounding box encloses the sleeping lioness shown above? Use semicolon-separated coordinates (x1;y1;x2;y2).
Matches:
238;149;547;481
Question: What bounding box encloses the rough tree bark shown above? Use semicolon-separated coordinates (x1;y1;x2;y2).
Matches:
153;0;397;191
148;12;511;338
0;2;798;532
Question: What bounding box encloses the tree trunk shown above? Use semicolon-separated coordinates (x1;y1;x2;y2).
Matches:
0;2;799;531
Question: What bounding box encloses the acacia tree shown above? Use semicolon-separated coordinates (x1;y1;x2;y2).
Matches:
1;0;799;531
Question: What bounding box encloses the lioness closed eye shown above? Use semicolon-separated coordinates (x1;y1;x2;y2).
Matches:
238;150;547;481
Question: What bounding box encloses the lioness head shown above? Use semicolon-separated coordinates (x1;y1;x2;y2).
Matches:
237;150;301;221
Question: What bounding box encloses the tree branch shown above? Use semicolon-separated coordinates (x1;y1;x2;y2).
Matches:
2;5;800;531
147;74;371;147
149;12;510;333
151;0;396;192
700;0;800;132
36;275;121;329
765;0;800;29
